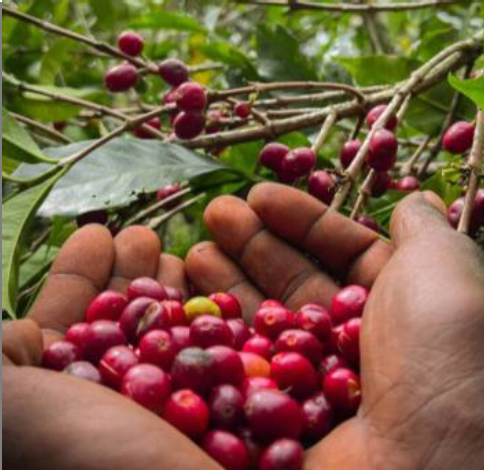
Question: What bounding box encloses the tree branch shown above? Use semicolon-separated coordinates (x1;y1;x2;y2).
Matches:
9;112;72;144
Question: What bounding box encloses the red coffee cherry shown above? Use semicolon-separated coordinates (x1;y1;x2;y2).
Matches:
158;58;189;87
202;430;249;470
86;291;128;323
296;303;332;342
64;361;101;383
371;171;391;198
301;392;333;442
234;101;252;119
319;354;349;377
227;319;251;350
331;285;368;325
366;104;398;131
169;326;191;353
367;129;398;171
133;117;161;139
281;148;316;178
42;341;81;371
208;384;245;430
176;82;207;112
128;277;168;302
173;111;205;140
356;215;381;233
156;183;181;205
323;367;361;416
259;143;290;173
254;305;295;339
99;345;139;389
275;329;322;365
207;345;245;386
243;334;274;361
190;315;234;348
397;176;420;192
138;330;177;371
104;62;138;92
308;171;336;205
241;376;278;398
83;320;127;364
442;121;475;154
259;439;304;470
337;317;361;365
339;139;361;169
209;292;242;319
117;31;144;57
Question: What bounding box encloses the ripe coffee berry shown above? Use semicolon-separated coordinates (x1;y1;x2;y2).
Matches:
308;171;336;205
209;292;242;319
119;297;165;343
275;329;322;365
202;430;249;470
238;428;263;470
254;305;295;339
85;291;128;323
139;330;176;370
331;285;368;325
171;347;216;395
320;354;349;377
447;193;484;235
169;326;192;353
206;109;225;134
271;352;318;399
165;286;185;302
207;345;245;386
99;345;139;389
323;368;361;416
162;389;209;439
121;364;171;413
105;62;138;92
226;319;251;350
244;390;304;442
337;318;361;365
190;315;234;348
442;121;475;154
234;101;252;119
296;304;332;342
371;171;391;198
64;361;101;383
127;277;167;302
133;117;161;139
259;143;290;173
158;58;189;87
259;439;304;470
163;87;180;114
281;148;316;178
367;129;398;171
160;300;187;327
241;376;278;397
117;31;144;56
66;322;91;353
173;111;205;140
42;341;81;371
157;183;180;202
302;392;333;441
176;82;207;112
209;384;245;430
83;320;127;364
356;215;380;233
243;334;274;361
239;352;271;378
397;176;420;192
326;324;345;355
366;104;398;131
339;139;361;169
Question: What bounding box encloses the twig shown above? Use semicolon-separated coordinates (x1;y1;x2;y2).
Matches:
458;110;484;234
149;194;206;230
350;169;376;219
9;112;73;144
400;135;432;176
311;109;338;154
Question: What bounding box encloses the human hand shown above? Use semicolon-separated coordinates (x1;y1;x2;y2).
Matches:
186;183;484;470
2;225;222;470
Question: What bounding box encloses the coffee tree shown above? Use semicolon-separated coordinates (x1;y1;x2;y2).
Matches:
2;0;484;323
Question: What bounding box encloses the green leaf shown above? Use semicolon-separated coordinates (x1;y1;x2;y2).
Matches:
334;56;421;86
14;139;227;217
448;73;484;110
20;245;59;291
2;175;60;318
2;108;55;164
40;40;78;85
130;12;207;33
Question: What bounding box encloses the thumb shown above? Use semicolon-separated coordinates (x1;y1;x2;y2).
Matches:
390;191;450;248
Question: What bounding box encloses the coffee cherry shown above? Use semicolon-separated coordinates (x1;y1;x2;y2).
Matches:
259;142;290;173
447;197;464;229
442;121;475;154
76;210;108;227
337;318;361;365
276;169;298;185
244;390;304;442
158;58;189;87
296;304;332;342
323;367;361;416
121;364;171;413
99;345;139;389
397;176;420;192
209;292;242;319
207;345;245;386
366;104;398;131
239;352;271;378
367;129;398;171
133;117;161;139
209;384;245;430
128;277;168;302
238;428;263;470
169;326;192;353
139;330;176;371
64;361;101;383
176;82;207;112
163;87;180;115
206;110;225;134
190;315;234;348
165;286;185;303
308;171;336;205
171;347;216;395
173;111;205;140
53;121;67;132
42;341;81;371
301;392;333;442
241;376;278;398
160;300;188;327
371;171;391;198
474;189;484;228
326;325;345;355
339;139;361;169
447;192;484;234
331;285;368;325
86;291;128;323
202;430;249;470
65;322;91;353
356;215;380;233
319;354;349;377
227;319;251;350
105;62;138;92
163;389;209;439
259;439;303;470
119;297;165;343
243;335;274;361
281;148;316;178
261;299;284;309
275;329;322;366
117;31;144;57
83;320;127;364
254;306;295;339
271;352;318;399
234;101;252;119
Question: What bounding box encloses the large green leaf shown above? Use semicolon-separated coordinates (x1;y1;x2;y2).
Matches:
20;245;59;290
448;73;484;110
130;11;206;33
2;175;60;318
14;139;227;217
2;108;54;164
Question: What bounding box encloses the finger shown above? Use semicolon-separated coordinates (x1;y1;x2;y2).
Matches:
186;242;264;321
204;196;339;309
156;253;189;299
29;225;115;332
247;182;392;287
107;226;161;293
2;320;43;366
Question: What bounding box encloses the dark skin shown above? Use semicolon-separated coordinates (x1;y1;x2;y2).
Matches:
3;183;484;470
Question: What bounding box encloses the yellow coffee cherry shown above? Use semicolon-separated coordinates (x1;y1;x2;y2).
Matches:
184;296;222;322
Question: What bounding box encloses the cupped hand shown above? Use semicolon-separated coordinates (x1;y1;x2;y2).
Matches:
186;183;484;470
2;225;222;470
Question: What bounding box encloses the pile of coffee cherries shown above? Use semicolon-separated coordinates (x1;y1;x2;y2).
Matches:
42;277;367;470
